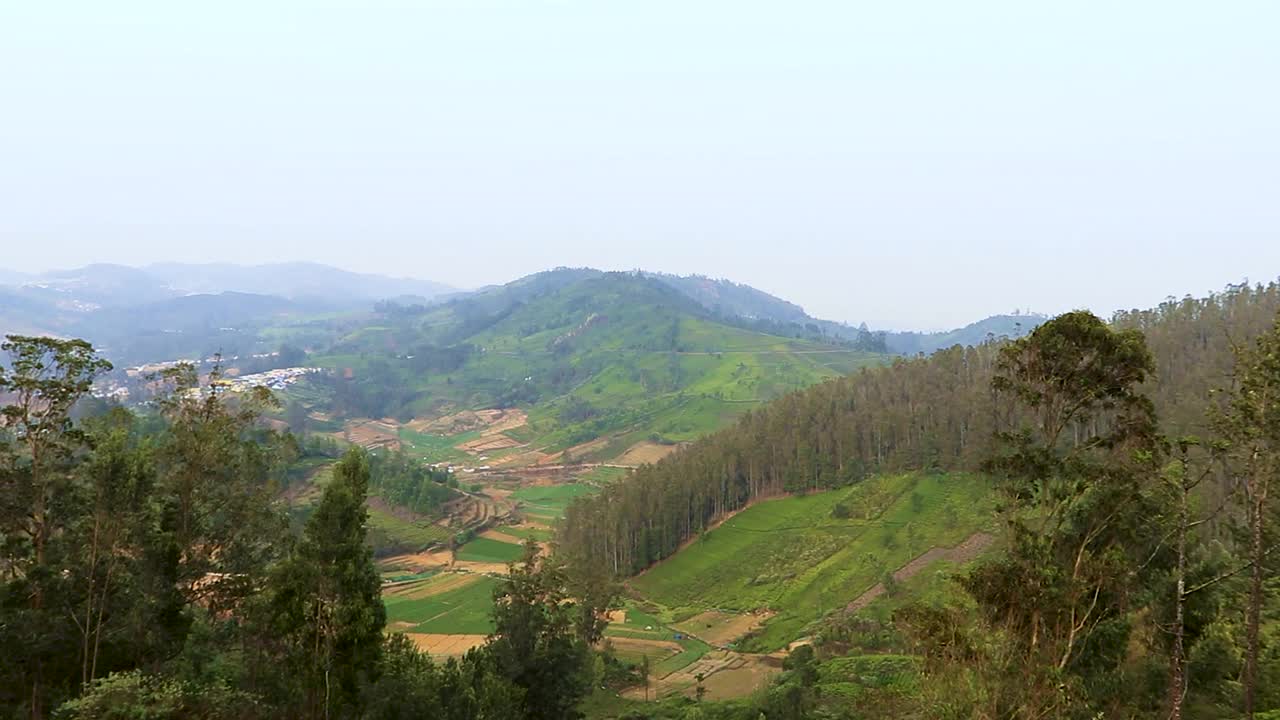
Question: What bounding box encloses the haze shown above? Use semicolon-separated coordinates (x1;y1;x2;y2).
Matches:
2;0;1277;330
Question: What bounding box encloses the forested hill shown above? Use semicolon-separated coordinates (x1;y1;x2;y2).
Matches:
558;281;1280;575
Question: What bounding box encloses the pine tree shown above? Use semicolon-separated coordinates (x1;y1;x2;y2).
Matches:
270;448;385;719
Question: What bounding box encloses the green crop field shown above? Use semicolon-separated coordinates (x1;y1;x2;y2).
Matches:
383;575;499;635
501;526;553;542
456;537;526;564
631;473;996;651
511;483;598;519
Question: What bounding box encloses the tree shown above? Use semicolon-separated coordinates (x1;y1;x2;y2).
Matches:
270;448;385;719
1216;313;1280;719
487;541;611;720
0;336;112;719
906;312;1168;718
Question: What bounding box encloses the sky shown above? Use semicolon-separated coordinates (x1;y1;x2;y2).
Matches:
2;1;1278;331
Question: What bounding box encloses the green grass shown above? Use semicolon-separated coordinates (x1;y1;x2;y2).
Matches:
396;427;472;462
501;526;554;542
511;483;599;519
631;473;996;652
655;636;712;677
456;536;526;564
383;575;498;635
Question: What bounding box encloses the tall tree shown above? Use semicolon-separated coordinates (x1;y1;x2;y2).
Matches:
1216;313;1280;719
0;336;111;719
270;448;385;719
904;312;1168;718
487;541;610;720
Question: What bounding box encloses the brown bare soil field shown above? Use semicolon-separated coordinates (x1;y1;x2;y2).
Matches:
451;561;510;575
614;441;680;466
340;419;401;450
458;435;522;453
380;549;453;573
406;634;489;657
385;573;481;601
492;448;554;467
412;408;528;437
674;610;773;647
606;637;683;658
696;653;782;700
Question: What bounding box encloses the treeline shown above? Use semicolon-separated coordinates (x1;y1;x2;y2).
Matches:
0;336;611;720
569;300;1280;718
558;281;1280;575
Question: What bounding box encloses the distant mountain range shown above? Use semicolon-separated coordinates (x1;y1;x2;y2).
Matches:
0;262;1042;367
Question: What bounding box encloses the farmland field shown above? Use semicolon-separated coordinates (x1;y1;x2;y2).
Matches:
456;536;526;564
384;574;498;635
631;473;996;651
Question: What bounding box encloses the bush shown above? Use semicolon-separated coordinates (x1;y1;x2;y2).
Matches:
55;671;260;720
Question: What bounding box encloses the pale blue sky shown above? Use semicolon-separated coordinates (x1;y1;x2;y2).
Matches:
2;1;1277;329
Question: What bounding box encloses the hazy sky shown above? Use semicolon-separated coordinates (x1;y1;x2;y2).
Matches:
2;1;1278;330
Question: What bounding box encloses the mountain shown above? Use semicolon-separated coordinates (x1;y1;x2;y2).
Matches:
882;313;1044;355
145;262;456;302
300;271;888;465
646;273;810;324
558;280;1280;654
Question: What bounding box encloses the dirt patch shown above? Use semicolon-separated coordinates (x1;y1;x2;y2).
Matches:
606;609;627;624
605;636;683;658
492;449;554;468
614;441;681;466
451;561;511;575
406;633;489;657
620;650;781;701
674;610;773;647
385;573;482;600
380;549;453;573
845;531;995;614
696;653;782;701
341;419;401;450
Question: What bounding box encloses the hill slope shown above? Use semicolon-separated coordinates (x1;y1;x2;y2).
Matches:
303;271;887;465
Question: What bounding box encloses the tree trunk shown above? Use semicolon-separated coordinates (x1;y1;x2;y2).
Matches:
1244;482;1265;720
1169;468;1189;720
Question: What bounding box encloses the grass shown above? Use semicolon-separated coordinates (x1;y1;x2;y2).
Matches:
456;536;526;564
502;526;554;542
631;473;995;652
511;483;598;519
383;575;498;635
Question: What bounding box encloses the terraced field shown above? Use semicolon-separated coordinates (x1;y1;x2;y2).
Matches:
631;473;996;651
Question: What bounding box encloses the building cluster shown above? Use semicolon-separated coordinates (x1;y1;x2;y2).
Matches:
214;366;322;393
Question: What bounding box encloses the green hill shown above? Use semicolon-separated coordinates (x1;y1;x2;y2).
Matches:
630;473;995;652
302;271;887;464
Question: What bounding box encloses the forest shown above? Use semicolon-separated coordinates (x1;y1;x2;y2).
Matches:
0;338;612;720
560;282;1280;718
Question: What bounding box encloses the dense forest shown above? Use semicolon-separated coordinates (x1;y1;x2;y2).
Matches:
560;282;1280;573
0;337;611;720
559;283;1280;718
